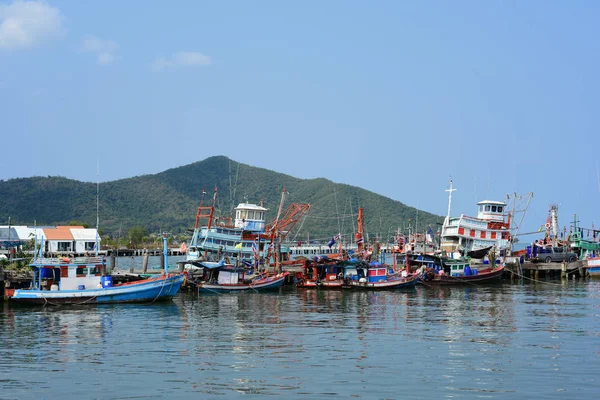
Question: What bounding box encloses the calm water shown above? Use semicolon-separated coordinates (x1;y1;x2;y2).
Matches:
1;258;599;399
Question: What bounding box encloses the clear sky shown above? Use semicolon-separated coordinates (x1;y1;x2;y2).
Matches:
1;0;599;236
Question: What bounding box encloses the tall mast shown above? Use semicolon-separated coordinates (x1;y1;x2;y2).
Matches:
207;187;218;230
96;159;100;256
444;179;456;227
194;189;207;229
356;207;364;254
550;205;559;243
267;188;287;271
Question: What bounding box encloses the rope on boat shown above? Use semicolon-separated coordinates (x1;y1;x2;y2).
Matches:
147;277;167;304
507;270;564;286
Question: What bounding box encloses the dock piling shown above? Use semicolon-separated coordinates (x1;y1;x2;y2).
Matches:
142;253;149;273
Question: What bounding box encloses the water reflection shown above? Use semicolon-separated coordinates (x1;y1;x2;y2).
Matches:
1;281;599;399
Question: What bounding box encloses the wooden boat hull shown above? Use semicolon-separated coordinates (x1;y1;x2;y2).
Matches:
8;274;186;305
423;266;505;285
197;272;288;293
343;275;418;290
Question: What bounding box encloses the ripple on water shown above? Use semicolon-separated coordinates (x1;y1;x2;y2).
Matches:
1;281;599;399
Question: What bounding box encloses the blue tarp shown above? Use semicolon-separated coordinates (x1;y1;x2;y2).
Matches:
199;260;226;269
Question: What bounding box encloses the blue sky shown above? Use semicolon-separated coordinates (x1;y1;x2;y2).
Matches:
1;0;599;236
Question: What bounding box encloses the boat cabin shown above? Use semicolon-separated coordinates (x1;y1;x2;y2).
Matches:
234;203;268;232
365;263;389;282
200;263;249;285
443;260;478;277
344;262;389;283
31;257;107;291
476;200;506;222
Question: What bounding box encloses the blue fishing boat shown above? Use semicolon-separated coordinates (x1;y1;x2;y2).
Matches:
7;234;185;305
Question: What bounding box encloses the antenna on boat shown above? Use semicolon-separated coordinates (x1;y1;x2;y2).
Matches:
95;158;100;257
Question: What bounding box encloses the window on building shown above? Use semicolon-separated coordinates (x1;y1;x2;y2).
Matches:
57;242;71;251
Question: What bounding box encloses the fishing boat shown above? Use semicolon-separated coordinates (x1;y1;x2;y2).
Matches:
295;259;345;289
585;256;600;278
418;255;505;285
184;188;310;269
341;261;418;290
193;260;289;293
569;214;600;260
6;234;185;305
439;180;512;258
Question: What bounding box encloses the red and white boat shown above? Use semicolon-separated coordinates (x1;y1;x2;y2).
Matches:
440;180;511;258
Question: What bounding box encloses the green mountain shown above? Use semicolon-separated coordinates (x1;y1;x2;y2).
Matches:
0;156;443;243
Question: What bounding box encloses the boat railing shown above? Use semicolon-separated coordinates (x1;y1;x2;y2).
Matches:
460;216;489;228
32;256;106;265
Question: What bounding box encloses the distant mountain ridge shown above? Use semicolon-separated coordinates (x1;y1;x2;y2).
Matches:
0;156;443;242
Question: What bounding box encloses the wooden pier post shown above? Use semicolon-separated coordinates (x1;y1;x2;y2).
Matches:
142;253;149;273
561;262;567;279
110;252;116;272
578;261;585;279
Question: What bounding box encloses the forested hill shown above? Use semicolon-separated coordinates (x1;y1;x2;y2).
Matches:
0;156;443;242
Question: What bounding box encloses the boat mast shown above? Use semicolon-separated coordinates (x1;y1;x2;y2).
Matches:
269;189;287;273
444;179;456;227
356;207;364;254
96;159;100;257
550;205;559;245
162;233;169;275
194;189;207;229
208;187;218;230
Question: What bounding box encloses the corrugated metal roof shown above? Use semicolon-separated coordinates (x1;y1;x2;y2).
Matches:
43;226;81;240
0;227;19;240
71;228;99;241
13;226;45;241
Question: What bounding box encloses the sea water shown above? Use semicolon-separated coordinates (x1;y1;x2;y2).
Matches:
1;258;599;399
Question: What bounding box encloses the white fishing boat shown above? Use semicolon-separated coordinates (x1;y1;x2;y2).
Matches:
440;180;511;258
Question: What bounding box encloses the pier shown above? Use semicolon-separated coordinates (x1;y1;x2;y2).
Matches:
505;260;588;280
